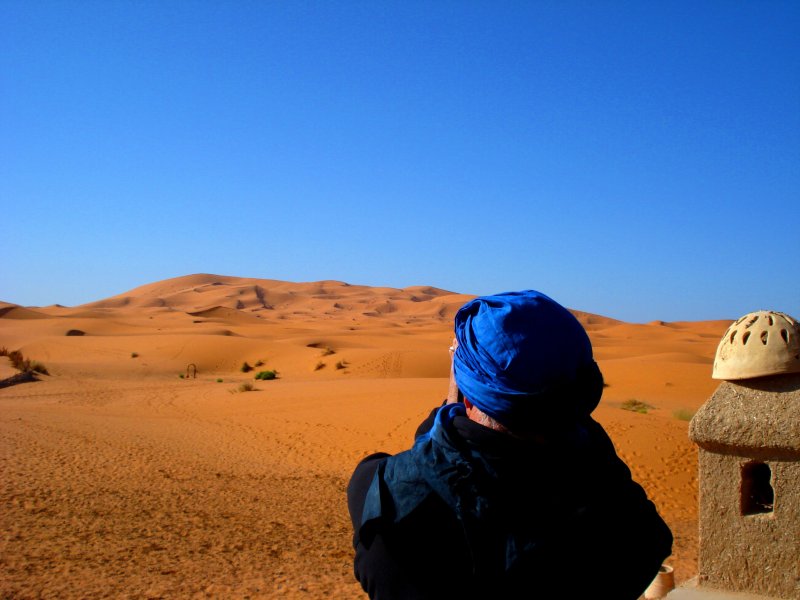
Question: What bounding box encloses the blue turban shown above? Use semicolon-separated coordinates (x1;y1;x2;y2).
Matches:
453;290;603;429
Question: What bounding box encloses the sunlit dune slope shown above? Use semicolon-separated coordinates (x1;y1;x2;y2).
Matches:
0;274;726;388
1;274;476;379
0;274;733;597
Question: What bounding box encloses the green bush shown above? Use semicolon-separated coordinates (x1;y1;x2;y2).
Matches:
254;370;277;380
673;408;695;421
620;399;654;414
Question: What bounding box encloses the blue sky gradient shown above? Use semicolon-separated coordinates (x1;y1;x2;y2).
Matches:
2;1;798;322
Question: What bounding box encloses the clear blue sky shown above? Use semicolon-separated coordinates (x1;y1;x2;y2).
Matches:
2;1;798;322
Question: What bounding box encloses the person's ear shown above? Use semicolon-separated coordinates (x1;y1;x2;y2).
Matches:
446;337;460;404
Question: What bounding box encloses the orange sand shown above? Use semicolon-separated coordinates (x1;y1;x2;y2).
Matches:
0;274;729;598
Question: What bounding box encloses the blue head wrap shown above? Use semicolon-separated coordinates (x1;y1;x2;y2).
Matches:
453;290;602;429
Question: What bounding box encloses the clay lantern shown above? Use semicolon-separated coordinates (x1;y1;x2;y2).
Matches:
688;311;800;599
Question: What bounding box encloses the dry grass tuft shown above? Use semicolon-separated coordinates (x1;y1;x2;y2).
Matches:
232;382;256;393
1;349;49;375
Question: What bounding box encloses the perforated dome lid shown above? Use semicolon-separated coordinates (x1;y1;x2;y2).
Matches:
713;310;800;380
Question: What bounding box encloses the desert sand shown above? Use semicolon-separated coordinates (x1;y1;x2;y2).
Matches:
0;274;730;598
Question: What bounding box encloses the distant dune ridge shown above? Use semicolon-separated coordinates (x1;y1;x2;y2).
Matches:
0;274;731;598
0;274;478;379
78;273;465;318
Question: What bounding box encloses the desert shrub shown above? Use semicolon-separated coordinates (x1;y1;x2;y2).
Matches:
131;352;139;358
216;378;223;383
335;361;347;370
620;399;654;414
5;350;48;374
179;374;185;379
8;350;25;370
29;361;49;375
255;360;264;367
241;361;253;373
65;329;85;336
0;347;7;357
254;370;277;380
322;346;335;356
233;382;255;393
314;361;325;371
673;408;695;421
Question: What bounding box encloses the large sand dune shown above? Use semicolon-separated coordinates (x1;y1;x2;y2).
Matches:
0;274;729;598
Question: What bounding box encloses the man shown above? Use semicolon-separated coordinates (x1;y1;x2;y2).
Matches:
348;290;672;599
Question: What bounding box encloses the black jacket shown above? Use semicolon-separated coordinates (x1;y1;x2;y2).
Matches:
348;405;672;600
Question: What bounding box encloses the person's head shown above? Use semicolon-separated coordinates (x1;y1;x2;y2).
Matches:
452;290;603;434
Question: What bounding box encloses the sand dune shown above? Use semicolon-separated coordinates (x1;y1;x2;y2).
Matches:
0;274;731;598
0;305;51;320
75;274;467;323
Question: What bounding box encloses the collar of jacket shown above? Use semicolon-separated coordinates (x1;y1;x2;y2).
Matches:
358;403;576;577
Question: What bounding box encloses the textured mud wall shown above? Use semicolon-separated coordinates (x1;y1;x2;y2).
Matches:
696;450;799;598
691;375;800;599
690;376;800;454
